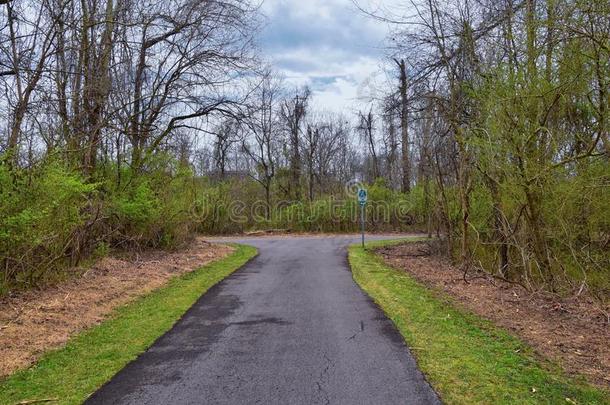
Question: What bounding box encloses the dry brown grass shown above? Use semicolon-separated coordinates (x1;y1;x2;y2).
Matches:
0;237;233;378
377;242;610;389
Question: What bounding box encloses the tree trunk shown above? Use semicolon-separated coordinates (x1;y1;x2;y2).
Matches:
396;59;411;193
524;186;553;286
458;148;471;267
265;180;271;220
488;179;509;276
5;0;23;164
83;0;116;176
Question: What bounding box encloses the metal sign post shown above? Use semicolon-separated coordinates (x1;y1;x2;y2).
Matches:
358;188;367;248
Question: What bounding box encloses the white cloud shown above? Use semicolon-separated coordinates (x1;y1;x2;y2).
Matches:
260;0;393;113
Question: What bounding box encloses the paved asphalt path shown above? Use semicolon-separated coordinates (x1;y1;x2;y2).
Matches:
86;235;441;405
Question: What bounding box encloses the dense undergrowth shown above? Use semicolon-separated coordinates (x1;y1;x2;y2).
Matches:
1;155;608;304
0;157;416;294
0;156;200;295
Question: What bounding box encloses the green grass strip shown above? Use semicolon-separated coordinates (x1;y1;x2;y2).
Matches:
0;243;257;405
349;240;609;405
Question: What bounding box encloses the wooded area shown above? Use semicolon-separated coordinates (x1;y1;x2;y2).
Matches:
372;0;610;299
0;0;608;302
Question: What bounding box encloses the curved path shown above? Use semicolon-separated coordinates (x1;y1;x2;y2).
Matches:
86;235;441;404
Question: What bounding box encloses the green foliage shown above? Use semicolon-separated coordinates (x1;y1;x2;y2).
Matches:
540;161;610;299
2;146;606;302
267;180;422;233
189;178;424;234
0;154;203;294
111;182;161;231
0;161;95;293
102;155;200;249
193;180;246;234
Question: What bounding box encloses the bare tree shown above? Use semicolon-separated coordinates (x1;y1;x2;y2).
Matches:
119;0;258;171
213;118;240;178
280;86;310;200
357;108;379;181
241;70;283;219
381;94;400;188
394;58;411;193
2;0;56;165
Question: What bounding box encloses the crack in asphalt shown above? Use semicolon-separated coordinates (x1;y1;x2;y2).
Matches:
346;320;365;341
314;352;333;405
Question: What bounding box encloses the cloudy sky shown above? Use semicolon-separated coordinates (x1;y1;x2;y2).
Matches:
259;0;392;113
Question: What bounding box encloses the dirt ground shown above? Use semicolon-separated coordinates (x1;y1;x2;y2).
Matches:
0;238;233;378
376;242;610;389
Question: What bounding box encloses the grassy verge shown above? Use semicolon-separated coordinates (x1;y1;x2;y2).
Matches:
0;243;257;405
349;240;609;405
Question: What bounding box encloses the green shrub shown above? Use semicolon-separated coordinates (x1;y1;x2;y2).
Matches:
104;157;199;248
0;154;204;294
0;161;95;292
